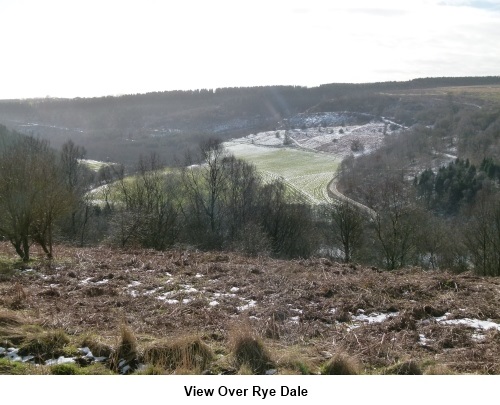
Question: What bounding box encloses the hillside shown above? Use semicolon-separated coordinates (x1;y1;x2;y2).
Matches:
2;79;500;377
3;77;500;272
2;77;500;168
1;242;500;375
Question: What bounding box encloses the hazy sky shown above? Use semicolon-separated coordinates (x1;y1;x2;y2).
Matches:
1;0;499;99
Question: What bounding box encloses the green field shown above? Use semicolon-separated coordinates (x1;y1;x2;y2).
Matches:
79;159;116;172
225;142;339;204
86;144;339;205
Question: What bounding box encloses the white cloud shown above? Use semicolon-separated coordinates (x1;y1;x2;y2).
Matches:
436;0;500;10
0;0;499;99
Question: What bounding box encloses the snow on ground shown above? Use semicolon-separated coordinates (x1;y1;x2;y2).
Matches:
5;303;472;367
237;299;257;312
341;309;500;340
227;115;400;159
78;159;116;172
419;315;500;345
245;131;286;146
45;356;76;366
352;310;400;324
419;334;432;346
301;122;394;157
226;112;460;208
437;316;500;331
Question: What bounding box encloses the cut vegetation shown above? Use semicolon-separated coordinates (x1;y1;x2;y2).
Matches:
1;243;500;375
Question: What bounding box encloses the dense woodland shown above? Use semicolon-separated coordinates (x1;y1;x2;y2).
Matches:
1;77;500;276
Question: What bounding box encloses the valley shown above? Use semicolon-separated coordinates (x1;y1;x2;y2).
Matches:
224;112;401;205
2;77;500;376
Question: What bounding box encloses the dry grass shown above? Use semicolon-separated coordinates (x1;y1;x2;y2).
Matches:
111;324;138;372
271;345;319;375
1;242;500;374
230;324;275;375
0;310;28;347
0;309;23;327
424;363;454;375
382;360;423;375
321;352;361;375
143;335;213;373
5;284;28;310
80;334;113;358
18;330;71;361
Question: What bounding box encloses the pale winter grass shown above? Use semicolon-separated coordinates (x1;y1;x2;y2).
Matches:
1;242;500;374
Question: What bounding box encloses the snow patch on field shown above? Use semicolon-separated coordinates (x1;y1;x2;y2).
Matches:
238;299;257;312
246;131;285;146
352;311;400;324
437;316;500;331
227;114;399;159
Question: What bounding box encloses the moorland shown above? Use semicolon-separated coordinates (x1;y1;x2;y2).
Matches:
1;76;500;374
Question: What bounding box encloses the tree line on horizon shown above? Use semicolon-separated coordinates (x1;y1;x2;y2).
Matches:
1;76;499;168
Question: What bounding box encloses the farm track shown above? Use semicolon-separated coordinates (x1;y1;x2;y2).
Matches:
237;138;377;212
327;175;377;218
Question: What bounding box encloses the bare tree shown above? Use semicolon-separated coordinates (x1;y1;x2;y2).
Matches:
111;153;180;249
259;180;316;258
181;139;229;248
371;174;421;270
222;155;260;242
60;140;87;194
465;190;500;276
58;140;95;245
0;136;73;261
329;200;364;263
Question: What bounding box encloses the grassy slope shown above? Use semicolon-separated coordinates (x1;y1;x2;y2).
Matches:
88;145;339;206
225;143;339;204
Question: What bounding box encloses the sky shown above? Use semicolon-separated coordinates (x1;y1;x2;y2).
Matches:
0;0;499;99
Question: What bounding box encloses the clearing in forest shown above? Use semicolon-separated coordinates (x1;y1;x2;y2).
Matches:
224;142;338;205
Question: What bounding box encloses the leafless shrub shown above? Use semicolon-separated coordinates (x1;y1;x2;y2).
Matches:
387;311;416;331
264;316;281;340
436;326;474;349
